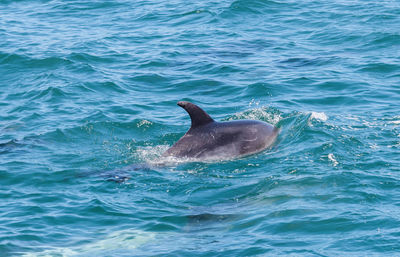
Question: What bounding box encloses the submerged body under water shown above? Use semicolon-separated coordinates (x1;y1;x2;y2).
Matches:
1;0;400;256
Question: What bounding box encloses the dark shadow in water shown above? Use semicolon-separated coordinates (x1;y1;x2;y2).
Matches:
0;139;27;154
183;211;243;233
77;163;153;183
186;212;237;224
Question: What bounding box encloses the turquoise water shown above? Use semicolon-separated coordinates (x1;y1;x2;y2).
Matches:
1;0;400;255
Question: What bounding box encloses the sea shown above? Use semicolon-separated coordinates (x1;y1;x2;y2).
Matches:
1;0;400;256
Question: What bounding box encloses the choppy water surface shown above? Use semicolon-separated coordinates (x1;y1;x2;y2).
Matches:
1;0;400;256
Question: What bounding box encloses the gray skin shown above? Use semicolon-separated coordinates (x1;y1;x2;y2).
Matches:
163;101;278;160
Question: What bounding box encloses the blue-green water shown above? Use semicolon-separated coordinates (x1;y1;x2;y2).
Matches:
1;0;400;256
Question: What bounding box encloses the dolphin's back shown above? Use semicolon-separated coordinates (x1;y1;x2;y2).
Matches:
164;120;278;160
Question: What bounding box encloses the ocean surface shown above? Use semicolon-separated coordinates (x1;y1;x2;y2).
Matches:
1;0;400;256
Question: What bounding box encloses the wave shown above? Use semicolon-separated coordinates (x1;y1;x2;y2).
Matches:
50;0;128;13
226;0;289;15
0;52;73;68
358;62;400;74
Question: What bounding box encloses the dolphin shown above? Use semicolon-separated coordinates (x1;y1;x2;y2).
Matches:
163;101;278;160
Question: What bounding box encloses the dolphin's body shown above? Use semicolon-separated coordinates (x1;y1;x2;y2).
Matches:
163;101;278;160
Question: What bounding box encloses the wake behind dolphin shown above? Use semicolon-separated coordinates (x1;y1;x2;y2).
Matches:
163;101;279;160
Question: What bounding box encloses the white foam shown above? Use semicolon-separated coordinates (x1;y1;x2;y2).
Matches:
135;145;169;163
328;153;338;166
137;119;152;127
369;143;379;149
228;106;281;125
248;99;261;107
310;111;328;122
389;116;400;125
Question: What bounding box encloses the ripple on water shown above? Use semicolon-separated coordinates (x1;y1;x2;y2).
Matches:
1;0;400;255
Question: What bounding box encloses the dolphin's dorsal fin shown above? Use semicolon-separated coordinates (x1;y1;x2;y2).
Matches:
177;101;214;129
